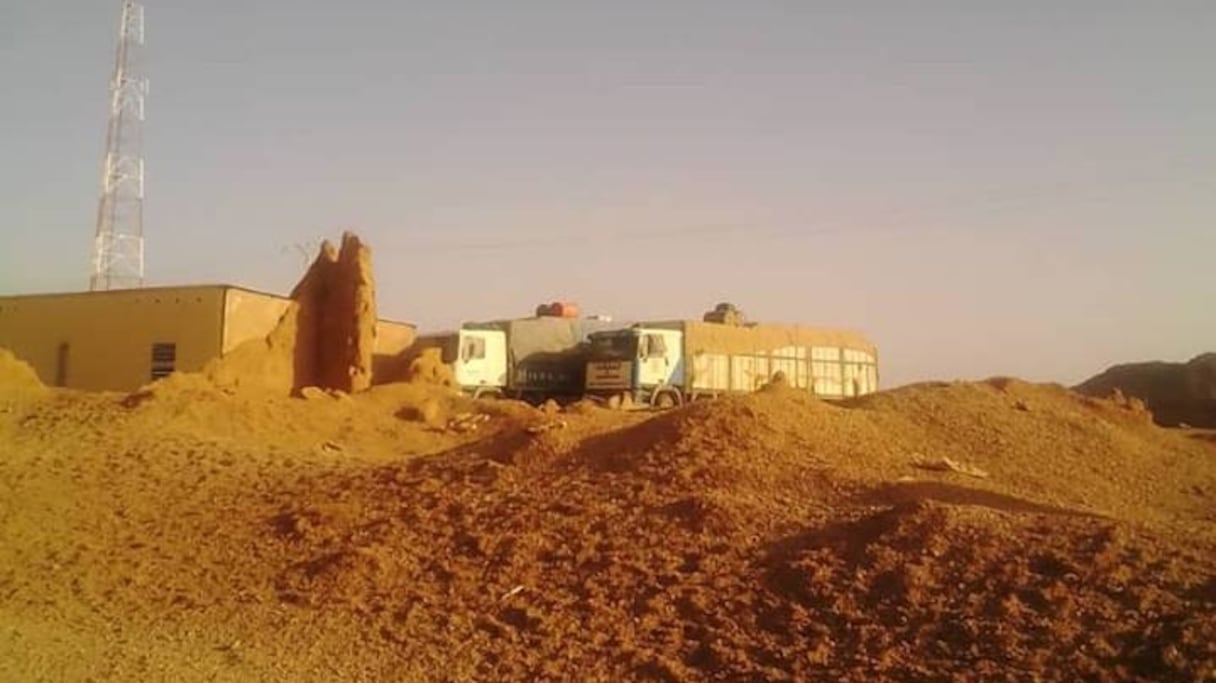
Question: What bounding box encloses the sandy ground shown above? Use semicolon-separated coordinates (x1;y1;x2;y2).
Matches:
1;368;1214;681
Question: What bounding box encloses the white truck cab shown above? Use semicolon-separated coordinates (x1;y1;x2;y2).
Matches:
414;329;508;398
585;327;685;407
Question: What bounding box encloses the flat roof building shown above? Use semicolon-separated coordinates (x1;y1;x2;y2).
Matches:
0;285;415;392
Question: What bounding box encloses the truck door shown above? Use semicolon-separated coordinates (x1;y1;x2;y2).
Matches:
637;331;681;388
456;331;505;391
483;331;509;388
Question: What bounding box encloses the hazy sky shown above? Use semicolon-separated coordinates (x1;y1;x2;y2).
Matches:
1;1;1212;388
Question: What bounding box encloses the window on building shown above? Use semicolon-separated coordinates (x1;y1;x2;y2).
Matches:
150;342;177;380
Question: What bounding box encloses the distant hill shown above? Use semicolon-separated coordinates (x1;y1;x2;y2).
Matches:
1075;353;1216;428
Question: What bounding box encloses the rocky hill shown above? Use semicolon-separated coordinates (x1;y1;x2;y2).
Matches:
1076;353;1216;428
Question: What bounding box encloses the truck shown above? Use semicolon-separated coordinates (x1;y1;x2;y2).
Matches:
584;319;879;407
410;314;624;402
407;328;510;399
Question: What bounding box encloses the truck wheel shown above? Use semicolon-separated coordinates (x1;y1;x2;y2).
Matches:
654;391;680;409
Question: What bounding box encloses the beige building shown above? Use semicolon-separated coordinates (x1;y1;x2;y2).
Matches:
0;285;415;391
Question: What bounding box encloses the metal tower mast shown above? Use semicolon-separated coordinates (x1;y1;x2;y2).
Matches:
90;0;147;291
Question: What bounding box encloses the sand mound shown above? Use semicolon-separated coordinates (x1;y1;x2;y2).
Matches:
198;302;304;393
1077;353;1216;427
552;378;1207;528
2;377;1215;679
242;380;1215;679
578;384;836;461
764;501;1215;680
403;347;456;387
0;348;47;392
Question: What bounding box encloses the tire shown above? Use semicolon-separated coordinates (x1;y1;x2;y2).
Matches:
653;390;680;409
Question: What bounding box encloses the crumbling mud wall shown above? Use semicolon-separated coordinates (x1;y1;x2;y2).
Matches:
287;240;340;391
325;233;376;393
203;231;382;395
200;302;303;393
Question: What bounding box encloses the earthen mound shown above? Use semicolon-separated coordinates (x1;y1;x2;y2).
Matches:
0;348;47;393
246;378;1216;679
564;386;840;502
5;373;1216;680
566;378;1212;529
1076;353;1216;427
200;302;303;393
403;347;456;387
764;501;1216;680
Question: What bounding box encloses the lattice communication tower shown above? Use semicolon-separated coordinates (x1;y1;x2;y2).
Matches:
90;0;147;291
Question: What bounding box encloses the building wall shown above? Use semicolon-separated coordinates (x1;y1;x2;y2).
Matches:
0;286;227;391
221;288;293;353
374;320;416;357
371;320;417;385
0;285;419;392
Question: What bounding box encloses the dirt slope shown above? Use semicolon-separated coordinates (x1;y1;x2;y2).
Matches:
1;377;1214;681
1076;353;1216;428
0;349;46;395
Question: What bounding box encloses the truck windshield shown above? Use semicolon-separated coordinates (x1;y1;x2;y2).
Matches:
589;332;638;360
